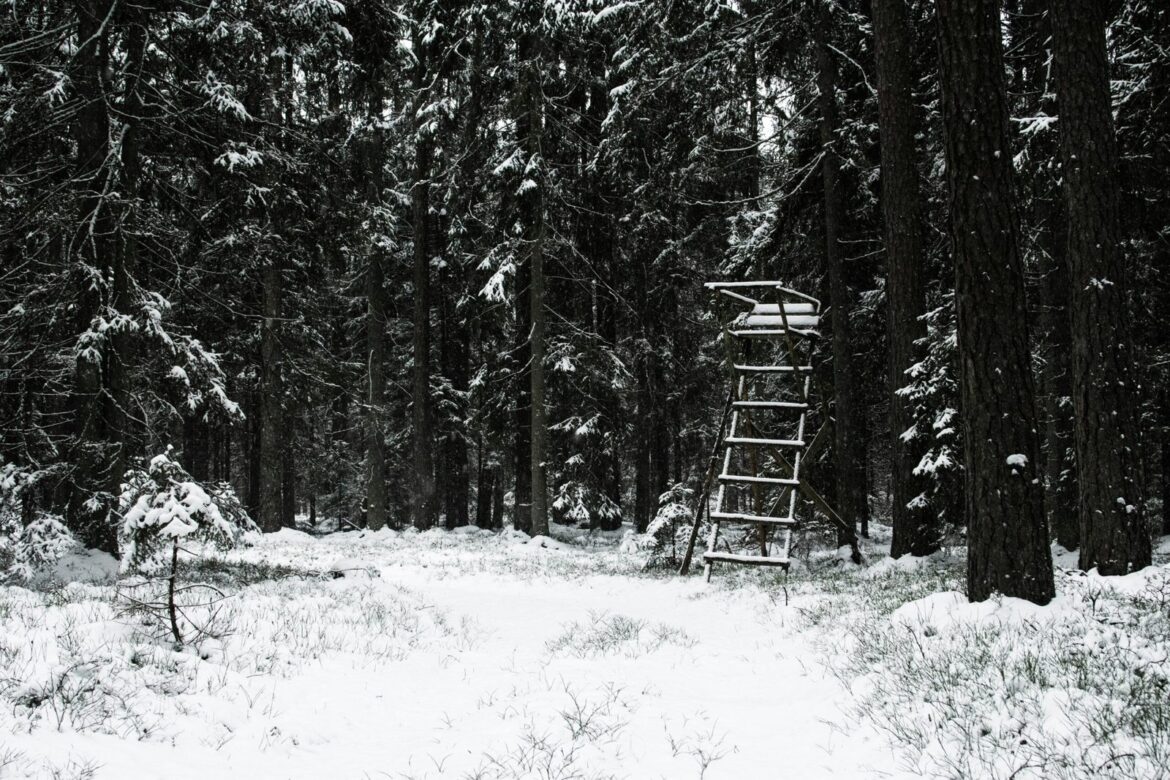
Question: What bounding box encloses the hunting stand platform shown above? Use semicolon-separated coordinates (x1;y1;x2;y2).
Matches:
679;281;861;579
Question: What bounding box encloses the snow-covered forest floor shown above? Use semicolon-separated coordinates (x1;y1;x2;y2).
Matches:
2;526;1170;780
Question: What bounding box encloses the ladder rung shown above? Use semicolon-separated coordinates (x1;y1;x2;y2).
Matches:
725;437;805;448
703;551;791;568
733;364;813;373
732;401;808;410
710;511;797;526
718;474;799;486
730;328;819;338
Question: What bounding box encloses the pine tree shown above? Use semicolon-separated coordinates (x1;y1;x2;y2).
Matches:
1050;0;1151;574
872;0;937;557
936;0;1054;603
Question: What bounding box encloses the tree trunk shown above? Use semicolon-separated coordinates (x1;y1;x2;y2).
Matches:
817;5;867;547
364;86;389;532
936;0;1054;603
438;251;471;530
873;0;936;557
1010;0;1078;551
247;391;261;518
475;446;494;529
281;442;296;527
410;22;437;531
1039;236;1078;549
69;0;118;554
258;261;284;533
518;11;549;538
513;257;533;534
1050;0;1151;574
1163;427;1169;536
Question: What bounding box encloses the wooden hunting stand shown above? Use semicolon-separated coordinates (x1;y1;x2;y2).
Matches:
679;281;861;579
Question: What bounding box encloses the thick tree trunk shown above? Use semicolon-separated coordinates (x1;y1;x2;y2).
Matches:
817;6;867;547
1050;0;1151;574
873;0;936;557
936;0;1054;603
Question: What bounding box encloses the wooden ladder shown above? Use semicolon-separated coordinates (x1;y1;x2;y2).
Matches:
698;282;822;579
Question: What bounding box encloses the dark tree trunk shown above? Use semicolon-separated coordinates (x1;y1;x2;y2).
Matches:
281;441;296;527
364;87;389;532
258;262;284;533
1041;262;1079;550
184;416;210;482
475;446;494;529
224;424;232;485
817;6;867;547
247;391;261;518
109;7;147;503
936;0;1054;603
439;252;471;530
410;22;437;531
1050;0;1151;574
1010;0;1079;551
873;0;936;557
68;0;118;554
1163;427;1169;536
512;256;533;534
518;10;549;538
491;465;505;530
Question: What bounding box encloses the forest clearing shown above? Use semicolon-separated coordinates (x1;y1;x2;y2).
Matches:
3;524;1169;780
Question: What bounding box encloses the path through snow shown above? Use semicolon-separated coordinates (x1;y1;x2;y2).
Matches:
2;528;911;779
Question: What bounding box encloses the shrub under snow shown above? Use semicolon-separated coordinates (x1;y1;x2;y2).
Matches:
0;463;77;582
119;449;254;573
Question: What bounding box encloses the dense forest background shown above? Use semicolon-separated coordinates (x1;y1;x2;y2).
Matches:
1;0;1166;569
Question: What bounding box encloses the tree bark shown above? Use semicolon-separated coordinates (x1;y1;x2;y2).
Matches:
936;0;1054;603
69;0;118;553
1009;0;1078;551
519;8;549;538
873;0;936;557
281;442;296;527
817;4;867;547
512;256;533;534
258;261;284;533
1050;0;1151;574
364;87;388;532
410;20;437;531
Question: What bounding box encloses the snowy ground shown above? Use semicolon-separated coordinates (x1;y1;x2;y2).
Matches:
1;525;1168;779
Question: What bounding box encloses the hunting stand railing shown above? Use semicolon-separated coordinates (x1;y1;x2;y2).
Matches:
680;281;861;579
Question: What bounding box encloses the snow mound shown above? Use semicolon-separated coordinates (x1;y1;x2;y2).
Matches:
525;535;569;551
891;590;1063;635
271;528;316;543
49;547;119;585
861;553;933;579
451;524;491;536
328;557;380;578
